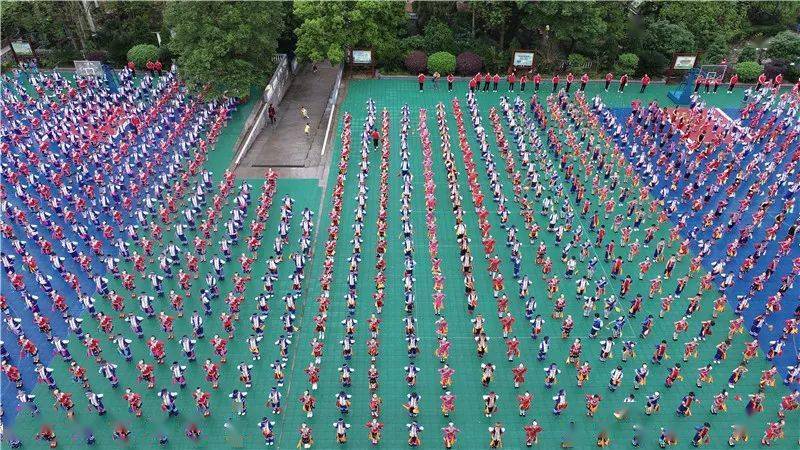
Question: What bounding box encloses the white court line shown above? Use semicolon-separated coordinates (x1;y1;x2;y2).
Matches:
715;107;732;122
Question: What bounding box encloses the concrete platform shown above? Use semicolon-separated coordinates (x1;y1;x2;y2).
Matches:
236;61;340;182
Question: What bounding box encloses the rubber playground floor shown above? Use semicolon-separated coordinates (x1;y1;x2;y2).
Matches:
6;80;797;449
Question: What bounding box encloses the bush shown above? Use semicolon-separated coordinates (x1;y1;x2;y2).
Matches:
127;44;159;68
637;51;668;76
735;61;763;82
567;53;589;72
738;45;757;62
405;51;428;74
616;53;639;75
428;51;456;75
456;51;484;75
764;58;797;80
766;31;800;62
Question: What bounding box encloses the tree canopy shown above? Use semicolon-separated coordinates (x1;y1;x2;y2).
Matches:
658;1;747;44
642;20;697;57
293;1;407;65
3;0;799;79
767;31;800;63
164;1;285;99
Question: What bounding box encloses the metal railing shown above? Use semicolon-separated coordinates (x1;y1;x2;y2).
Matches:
232;53;292;169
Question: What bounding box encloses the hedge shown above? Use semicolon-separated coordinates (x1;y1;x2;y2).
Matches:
456;51;484;75
405;51;428;74
735;61;763;82
427;52;456;75
127;44;160;68
616;53;639;74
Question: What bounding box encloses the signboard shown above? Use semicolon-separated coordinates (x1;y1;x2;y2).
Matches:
673;55;697;70
513;51;534;68
351;50;372;65
11;41;33;56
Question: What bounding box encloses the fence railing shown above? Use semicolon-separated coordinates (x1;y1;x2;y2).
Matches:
232;53;293;169
320;64;344;157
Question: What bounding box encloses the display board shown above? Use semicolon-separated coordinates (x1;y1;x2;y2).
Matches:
512;50;535;68
673;55;698;70
351;50;372;65
11;41;33;56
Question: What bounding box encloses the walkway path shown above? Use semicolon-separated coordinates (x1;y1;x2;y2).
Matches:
235;61;340;181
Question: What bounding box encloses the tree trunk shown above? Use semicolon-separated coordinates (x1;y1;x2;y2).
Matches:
472;9;475;39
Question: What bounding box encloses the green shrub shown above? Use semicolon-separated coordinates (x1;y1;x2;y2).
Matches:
158;46;173;66
637;51;668;76
427;52;456;74
735;61;763;82
738;45;757;62
616;53;639;75
567;53;589;72
127;44;159;68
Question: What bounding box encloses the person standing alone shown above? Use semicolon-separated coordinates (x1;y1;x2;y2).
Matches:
640;74;650;93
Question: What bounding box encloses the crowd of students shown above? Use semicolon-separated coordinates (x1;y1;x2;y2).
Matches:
383;71;800;447
1;65;318;446
2;59;799;448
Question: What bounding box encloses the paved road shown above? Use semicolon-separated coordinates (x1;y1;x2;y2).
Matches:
236;61;339;181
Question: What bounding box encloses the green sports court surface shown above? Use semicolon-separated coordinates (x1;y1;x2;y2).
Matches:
8;80;797;449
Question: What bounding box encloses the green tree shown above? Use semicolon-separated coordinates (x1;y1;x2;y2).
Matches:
423;19;456;54
703;37;730;64
165;1;285;99
293;1;407;65
659;1;746;44
471;1;515;51
2;1;92;57
642;20;696;57
747;2;800;29
519;1;610;55
413;1;458;32
92;2;165;65
767;31;800;63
